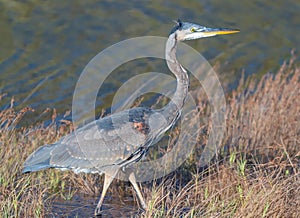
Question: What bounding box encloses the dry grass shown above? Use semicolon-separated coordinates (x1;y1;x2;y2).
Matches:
0;57;299;217
0;106;102;217
143;56;300;218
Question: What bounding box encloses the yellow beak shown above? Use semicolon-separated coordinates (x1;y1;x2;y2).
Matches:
202;28;240;37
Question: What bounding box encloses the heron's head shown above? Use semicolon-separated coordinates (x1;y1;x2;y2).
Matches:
171;19;239;41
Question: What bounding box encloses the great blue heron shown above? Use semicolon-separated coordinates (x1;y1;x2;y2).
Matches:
23;19;239;216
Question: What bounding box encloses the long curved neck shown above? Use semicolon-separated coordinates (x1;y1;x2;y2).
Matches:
160;33;189;125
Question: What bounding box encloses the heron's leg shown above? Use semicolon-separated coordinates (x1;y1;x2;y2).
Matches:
129;172;147;210
94;172;116;216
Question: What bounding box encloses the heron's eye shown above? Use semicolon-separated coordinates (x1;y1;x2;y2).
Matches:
190;27;196;32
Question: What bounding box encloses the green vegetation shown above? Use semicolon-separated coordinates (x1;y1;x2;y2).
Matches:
0;57;299;217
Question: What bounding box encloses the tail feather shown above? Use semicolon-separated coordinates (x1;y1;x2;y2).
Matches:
23;144;55;173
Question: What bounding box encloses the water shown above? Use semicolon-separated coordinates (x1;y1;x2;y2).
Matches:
1;0;299;116
1;0;299;216
49;193;139;217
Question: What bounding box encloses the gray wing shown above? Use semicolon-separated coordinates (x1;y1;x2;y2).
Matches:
23;107;166;173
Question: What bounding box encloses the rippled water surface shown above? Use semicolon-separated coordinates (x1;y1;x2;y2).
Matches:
1;0;299;116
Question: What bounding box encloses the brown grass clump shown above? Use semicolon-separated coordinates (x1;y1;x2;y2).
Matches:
0;106;101;217
0;57;299;217
143;57;299;217
224;55;299;165
143;162;299;218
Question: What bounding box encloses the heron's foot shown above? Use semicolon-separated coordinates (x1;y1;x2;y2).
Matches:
138;205;147;213
94;206;102;217
141;202;148;211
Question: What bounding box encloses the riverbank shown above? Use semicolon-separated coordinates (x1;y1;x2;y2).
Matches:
0;57;299;217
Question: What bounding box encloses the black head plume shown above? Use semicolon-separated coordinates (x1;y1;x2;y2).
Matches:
177;19;182;27
170;18;183;35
